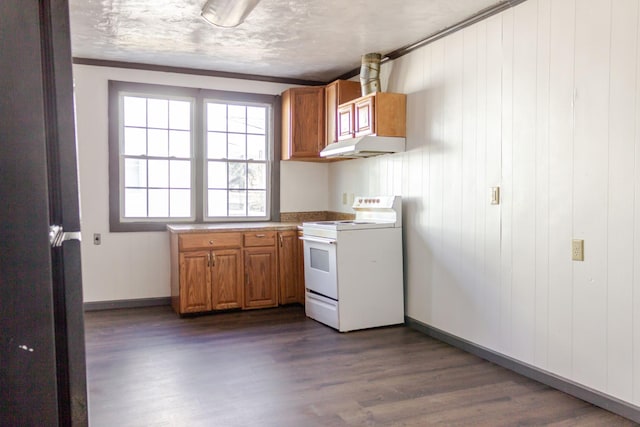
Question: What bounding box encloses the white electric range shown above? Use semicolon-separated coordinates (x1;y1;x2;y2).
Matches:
300;196;404;332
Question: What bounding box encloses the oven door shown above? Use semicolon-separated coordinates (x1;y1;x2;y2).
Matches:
300;235;338;300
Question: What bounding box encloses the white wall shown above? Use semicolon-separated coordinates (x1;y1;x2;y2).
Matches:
280;161;329;212
73;65;328;302
328;0;640;407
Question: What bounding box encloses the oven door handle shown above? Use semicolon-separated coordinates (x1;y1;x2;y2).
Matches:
299;236;337;245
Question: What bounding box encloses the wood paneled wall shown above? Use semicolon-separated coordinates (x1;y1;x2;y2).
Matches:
328;0;640;406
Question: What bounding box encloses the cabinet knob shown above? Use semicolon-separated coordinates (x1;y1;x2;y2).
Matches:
209;240;213;245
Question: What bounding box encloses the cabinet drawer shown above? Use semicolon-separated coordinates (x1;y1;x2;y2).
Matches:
179;233;242;250
243;231;276;247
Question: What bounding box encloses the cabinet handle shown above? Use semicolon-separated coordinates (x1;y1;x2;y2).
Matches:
279;234;283;247
212;252;216;267
256;234;266;238
207;253;211;267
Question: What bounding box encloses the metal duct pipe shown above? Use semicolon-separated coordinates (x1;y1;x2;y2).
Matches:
359;53;382;96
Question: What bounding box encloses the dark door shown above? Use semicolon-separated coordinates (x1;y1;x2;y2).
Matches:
0;0;88;425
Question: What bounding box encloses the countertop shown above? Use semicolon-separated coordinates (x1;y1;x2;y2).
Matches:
167;222;302;233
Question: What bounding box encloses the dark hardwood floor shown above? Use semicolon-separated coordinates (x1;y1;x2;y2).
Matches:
84;306;635;426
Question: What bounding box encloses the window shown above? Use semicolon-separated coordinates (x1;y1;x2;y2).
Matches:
121;95;194;220
205;101;268;218
109;81;280;232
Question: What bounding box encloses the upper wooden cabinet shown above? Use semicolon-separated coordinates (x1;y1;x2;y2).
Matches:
281;86;324;160
325;80;361;146
338;92;407;140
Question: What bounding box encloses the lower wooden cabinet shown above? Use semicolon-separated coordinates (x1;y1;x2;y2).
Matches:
211;249;243;310
244;246;278;309
170;228;304;315
278;230;304;305
178;250;211;313
176;248;243;314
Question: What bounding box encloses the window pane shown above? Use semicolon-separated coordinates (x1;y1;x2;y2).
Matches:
124;188;147;217
228;134;246;160
169;100;191;130
228;162;246;189
170;189;191;217
228;105;246;133
147;129;168;157
247;106;266;134
229;190;246;216
124;158;147;187
247;163;266;189
148;159;169;187
207;132;227;159
207;103;226;132
247;135;266;160
248;190;266;216
148;189;168;217
170;160;191;188
208;190;227;217
169;130;191;158
124;127;146;155
123;96;146;127
208;161;227;189
147;99;168;128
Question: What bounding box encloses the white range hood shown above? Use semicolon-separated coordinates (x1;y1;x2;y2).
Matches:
320;135;405;159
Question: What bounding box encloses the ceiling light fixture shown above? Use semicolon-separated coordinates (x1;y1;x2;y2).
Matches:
201;0;261;28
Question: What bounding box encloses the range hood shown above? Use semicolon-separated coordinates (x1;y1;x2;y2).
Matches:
320;135;406;159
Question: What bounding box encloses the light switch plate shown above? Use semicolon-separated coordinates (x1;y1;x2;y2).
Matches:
572;239;584;261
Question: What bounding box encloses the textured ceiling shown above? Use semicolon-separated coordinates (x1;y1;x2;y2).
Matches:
69;0;502;82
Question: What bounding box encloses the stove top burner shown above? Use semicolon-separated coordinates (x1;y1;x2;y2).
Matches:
302;219;395;232
311;220;375;225
301;195;402;233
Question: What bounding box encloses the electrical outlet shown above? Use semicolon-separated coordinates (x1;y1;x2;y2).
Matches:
572;239;584;261
94;233;101;246
490;187;500;205
342;192;347;205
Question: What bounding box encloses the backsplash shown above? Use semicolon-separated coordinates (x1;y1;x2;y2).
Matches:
280;211;355;223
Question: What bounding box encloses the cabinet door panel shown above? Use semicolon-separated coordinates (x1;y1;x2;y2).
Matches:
355;96;375;137
337;103;355;141
179;251;211;313
211;249;243;310
244;247;277;308
282;87;324;159
278;231;301;305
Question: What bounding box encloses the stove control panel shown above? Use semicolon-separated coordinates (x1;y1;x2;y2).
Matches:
352;195;398;209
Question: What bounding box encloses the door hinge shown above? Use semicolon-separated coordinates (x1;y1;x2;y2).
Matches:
49;225;82;248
